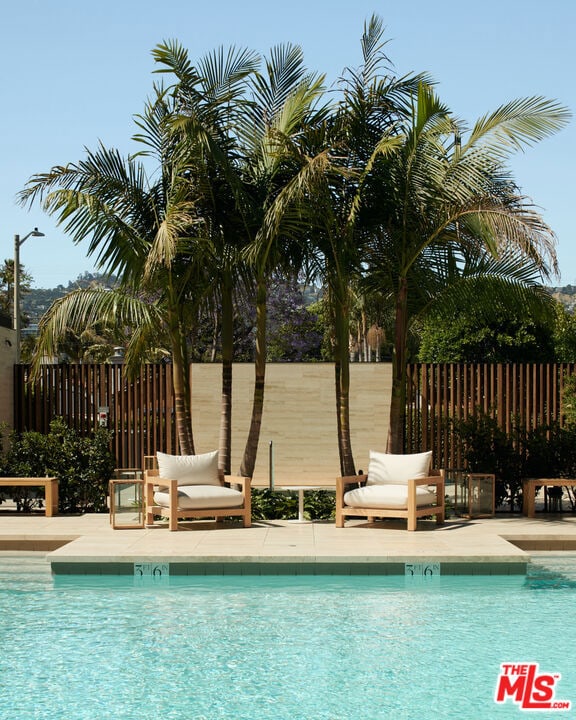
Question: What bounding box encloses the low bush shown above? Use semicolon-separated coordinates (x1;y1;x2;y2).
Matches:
0;418;115;513
452;410;576;512
251;488;335;521
451;413;522;510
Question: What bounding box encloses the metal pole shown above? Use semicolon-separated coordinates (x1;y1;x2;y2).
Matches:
269;440;274;490
13;234;20;363
12;228;45;364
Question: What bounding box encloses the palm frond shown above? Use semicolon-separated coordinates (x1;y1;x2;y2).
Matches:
152;39;201;90
30;288;162;379
426;254;556;327
196;45;260;104
465;96;571;157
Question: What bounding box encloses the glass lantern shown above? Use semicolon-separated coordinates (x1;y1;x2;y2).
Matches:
109;473;144;529
454;473;495;518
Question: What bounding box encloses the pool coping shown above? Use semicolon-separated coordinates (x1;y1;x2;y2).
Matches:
3;513;576;576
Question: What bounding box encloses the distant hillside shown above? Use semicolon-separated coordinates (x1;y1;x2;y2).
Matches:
22;273;117;327
551;285;576;313
20;277;576;330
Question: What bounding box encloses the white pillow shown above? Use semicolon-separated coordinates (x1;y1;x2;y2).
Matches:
156;450;220;486
154;484;243;510
366;450;432;486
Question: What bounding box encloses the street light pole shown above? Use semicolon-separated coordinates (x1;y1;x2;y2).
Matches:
13;227;45;363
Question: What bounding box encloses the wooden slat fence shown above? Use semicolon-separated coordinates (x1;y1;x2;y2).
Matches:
14;362;576;473
14;364;177;467
406;363;576;468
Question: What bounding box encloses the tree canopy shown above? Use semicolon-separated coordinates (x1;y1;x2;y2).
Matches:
18;13;571;470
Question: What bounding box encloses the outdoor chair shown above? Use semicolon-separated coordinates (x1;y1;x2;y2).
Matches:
335;450;445;530
144;450;251;531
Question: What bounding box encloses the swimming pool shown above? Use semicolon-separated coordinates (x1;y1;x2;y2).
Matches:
1;554;575;719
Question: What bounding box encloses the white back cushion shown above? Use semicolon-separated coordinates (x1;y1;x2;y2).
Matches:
157;450;220;486
366;450;432;486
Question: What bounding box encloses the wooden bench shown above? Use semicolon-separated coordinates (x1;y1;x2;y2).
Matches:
0;478;59;516
523;478;576;518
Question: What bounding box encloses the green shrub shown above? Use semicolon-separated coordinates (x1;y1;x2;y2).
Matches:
251;488;335;521
451;412;522;510
0;418;115;513
452;410;576;512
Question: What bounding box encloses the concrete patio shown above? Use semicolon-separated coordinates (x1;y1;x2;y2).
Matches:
2;510;576;576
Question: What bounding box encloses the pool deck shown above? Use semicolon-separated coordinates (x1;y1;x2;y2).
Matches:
3;511;576;575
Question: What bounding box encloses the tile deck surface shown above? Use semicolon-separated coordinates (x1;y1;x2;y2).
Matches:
3;511;576;574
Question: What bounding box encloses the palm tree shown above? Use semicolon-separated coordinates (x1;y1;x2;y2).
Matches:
152;40;260;473
361;84;570;452
237;44;327;477
0;259;32;328
291;15;425;475
158;41;327;477
19;87;210;455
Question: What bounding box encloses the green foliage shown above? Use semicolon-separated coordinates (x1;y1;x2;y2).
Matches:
251;488;335;521
521;423;576;478
562;373;576;426
452;410;576;512
554;305;576;362
17;16;571;463
451;412;523;509
307;298;333;361
419;307;556;362
1;259;33;332
0;418;115;513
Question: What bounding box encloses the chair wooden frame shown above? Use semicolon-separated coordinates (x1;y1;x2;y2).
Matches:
335;469;445;530
144;469;251;531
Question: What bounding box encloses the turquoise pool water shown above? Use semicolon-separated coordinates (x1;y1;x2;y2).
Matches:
1;555;576;719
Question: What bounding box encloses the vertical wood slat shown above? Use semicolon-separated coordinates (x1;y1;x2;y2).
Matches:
14;362;576;471
14;363;176;469
406;363;576;469
421;364;429;454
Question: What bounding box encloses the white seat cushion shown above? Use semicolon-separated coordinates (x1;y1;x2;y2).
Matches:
343;483;438;510
366;450;432;486
157;451;220;486
154;484;244;510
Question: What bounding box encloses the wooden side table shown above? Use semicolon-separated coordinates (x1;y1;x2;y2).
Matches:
523;478;576;517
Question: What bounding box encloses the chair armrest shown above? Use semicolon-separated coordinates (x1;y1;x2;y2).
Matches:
147;476;177;490
409;474;444;489
407;472;445;507
336;474;367;496
225;475;252;491
144;473;177;507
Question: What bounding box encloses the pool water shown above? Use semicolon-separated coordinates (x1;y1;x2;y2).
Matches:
1;555;576;720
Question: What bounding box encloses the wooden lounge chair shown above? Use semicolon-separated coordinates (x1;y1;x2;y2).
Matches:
335;450;444;530
144;451;251;531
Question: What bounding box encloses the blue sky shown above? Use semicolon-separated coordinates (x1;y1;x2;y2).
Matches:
1;0;574;287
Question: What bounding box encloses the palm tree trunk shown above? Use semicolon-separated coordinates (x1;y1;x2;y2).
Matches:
387;275;409;454
219;279;233;474
168;307;194;456
240;277;266;477
334;291;356;476
334;357;343;460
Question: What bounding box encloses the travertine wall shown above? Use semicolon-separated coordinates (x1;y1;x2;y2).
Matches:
0;327;16;429
191;363;392;486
